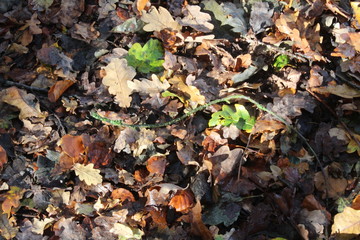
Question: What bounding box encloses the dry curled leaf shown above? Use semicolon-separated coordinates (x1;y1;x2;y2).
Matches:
141;6;182;32
178;5;214;33
102;58;136;108
73;163;103;186
128;74;170;97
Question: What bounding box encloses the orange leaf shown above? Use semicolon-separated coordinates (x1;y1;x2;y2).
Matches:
136;0;150;13
146;155;166;175
0;145;8;170
1;186;25;216
48;80;74;102
59;134;85;158
352;194;360;210
169;189;194;213
111;188;135;202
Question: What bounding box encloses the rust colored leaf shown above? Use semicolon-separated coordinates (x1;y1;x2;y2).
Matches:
1;186;25;216
146;155;167;175
111;188;135;202
87;141;113;168
59;134;85;158
48;80;75;102
351;194;360;210
169;189;195;213
252;120;285;133
136;0;150;13
0;145;7;171
302;194;331;220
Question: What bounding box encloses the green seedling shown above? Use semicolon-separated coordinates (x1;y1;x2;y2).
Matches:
273;54;290;70
209;104;255;132
125;39;164;73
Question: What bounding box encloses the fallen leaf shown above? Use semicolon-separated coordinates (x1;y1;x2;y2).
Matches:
352;194;360;210
351;1;360;25
59;135;85;158
36;44;73;75
48;80;75;102
57;0;84;27
54;217;86;240
31;218;54;235
128;74;170;97
102;58;136;108
25;13;42;35
0;145;7;171
249;2;274;34
346;133;360;156
1;186;25;216
73;163;103;186
190;200;213;239
146;154;167;175
312;84;360;98
0;214;18;240
178;5;214;33
331;207;360;236
110;223;144;240
111;188;135;202
314;166;347;199
169;189;194;213
98;0;117;19
141;6;182;32
0;87;47;120
136;0;150;13
169;75;205;107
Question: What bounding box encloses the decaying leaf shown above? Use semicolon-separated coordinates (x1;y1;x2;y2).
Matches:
312;83;360;99
141;6;182;32
102;58;136;108
1;186;25;216
110;223;144;240
73;163;103;186
48;80;75;102
0;145;8;171
314;165;347;199
331;207;360;236
0;87;47;120
31;218;54;235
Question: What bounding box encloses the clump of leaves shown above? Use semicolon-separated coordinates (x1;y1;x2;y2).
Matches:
125;39;164;73
273;54;290;70
209;104;255;132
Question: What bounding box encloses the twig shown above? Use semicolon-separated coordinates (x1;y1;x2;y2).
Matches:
2;79;48;93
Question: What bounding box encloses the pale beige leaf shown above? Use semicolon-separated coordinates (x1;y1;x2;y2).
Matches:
127;74;170;97
110;223;144;239
73;163;102;186
331;207;360;235
0;87;47;120
132;128;156;157
102;58;136;108
32;218;54;235
312;84;360;99
178;5;214;33
141;6;182;32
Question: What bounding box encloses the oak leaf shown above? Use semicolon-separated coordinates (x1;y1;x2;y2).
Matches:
0;87;47;120
102;58;136;108
1;186;25;216
178;5;214;33
128;74;170;97
73;163;102;186
169;75;205;107
141;6;182;32
331;207;360;236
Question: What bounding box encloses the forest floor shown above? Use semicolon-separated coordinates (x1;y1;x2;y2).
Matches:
0;0;360;239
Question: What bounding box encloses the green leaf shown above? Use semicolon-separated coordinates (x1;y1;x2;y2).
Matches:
273;54;290;70
209;104;255;132
125;39;165;73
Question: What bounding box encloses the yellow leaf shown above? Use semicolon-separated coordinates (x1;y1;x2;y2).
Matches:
169;75;205;108
351;1;360;25
332;207;360;236
102;58;136;108
141;6;182;32
73;163;102;186
346;133;360;156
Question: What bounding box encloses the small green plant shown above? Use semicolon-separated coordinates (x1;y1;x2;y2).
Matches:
273;54;290;70
125;39;164;73
208;104;255;132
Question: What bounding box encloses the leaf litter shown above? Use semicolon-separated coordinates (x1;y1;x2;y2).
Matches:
0;0;360;240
